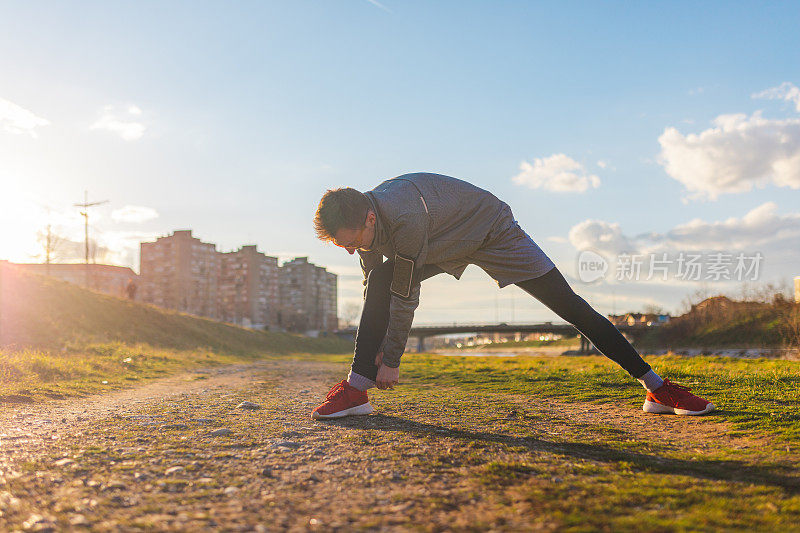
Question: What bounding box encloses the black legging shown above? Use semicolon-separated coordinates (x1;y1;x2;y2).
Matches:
350;262;651;381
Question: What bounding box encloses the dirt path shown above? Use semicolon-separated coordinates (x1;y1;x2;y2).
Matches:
1;359;797;532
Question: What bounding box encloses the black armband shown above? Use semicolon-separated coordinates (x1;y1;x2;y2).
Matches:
390;254;415;299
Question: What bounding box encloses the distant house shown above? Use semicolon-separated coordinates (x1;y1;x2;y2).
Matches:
691;295;734;313
687;295;768;320
608;313;670;327
12;263;138;299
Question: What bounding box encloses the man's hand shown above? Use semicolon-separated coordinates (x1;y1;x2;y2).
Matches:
374;352;400;390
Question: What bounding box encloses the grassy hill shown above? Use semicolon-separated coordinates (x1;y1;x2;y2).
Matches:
639;295;800;350
0;262;349;354
0;262;350;400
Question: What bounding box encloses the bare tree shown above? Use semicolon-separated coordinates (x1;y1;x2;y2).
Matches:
342;301;362;326
36;225;65;272
642;304;665;315
781;303;800;356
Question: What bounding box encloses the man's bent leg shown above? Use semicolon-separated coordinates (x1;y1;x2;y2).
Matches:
515;267;661;388
349;262;444;389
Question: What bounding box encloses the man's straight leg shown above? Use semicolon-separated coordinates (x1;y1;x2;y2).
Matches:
515;267;714;415
515;267;655;380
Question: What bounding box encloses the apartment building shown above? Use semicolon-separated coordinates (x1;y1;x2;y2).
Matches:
139;230;221;319
278;257;338;333
139;232;337;331
218;245;279;328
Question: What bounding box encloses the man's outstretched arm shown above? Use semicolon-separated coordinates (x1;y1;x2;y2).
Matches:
377;211;428;373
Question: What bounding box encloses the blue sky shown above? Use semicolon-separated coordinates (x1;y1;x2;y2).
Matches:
1;1;799;323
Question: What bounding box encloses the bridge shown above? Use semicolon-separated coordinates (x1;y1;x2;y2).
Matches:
335;322;654;354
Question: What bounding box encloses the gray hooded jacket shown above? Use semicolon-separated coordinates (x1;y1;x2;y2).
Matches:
358;173;516;368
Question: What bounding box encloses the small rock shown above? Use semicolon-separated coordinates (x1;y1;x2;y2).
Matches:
103;481;127;491
22;513;54;530
53;458;74;467
110;494;132;506
0;491;21;508
69;514;90;526
237;401;261;410
223;486;239;496
209;428;232;437
164;466;185;476
133;472;149;481
161;424;189;430
197;477;214;483
271;440;300;449
272;446;292;453
192;418;216;424
260;467;273;478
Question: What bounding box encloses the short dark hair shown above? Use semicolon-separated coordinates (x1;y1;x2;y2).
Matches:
314;188;370;241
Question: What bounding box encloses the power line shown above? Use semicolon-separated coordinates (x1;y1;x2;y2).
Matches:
73;190;108;286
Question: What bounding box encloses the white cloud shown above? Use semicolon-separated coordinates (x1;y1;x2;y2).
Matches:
512;153;601;193
569;202;800;256
596;160;608;169
568;220;637;255
753;82;800;112
0;97;50;137
111;205;159;223
658;112;800;200
91;105;146;141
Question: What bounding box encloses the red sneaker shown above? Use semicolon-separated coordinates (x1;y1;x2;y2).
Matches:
312;379;374;419
643;379;715;416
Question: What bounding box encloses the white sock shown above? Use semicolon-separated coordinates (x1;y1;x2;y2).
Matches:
347;371;376;391
637;369;664;392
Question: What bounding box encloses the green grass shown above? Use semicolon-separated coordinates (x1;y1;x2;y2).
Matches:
362;353;800;530
396;352;800;444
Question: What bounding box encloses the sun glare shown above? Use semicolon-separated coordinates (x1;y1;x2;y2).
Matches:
0;188;48;263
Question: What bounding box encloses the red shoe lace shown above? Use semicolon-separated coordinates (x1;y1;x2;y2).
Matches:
325;380;348;400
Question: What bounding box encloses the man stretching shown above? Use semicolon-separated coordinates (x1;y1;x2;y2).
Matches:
311;173;714;419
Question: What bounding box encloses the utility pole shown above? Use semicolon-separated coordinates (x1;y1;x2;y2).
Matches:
74;190;108;286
